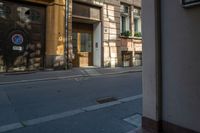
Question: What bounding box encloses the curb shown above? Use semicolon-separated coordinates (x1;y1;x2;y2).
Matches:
0;75;83;86
104;69;141;75
0;69;142;85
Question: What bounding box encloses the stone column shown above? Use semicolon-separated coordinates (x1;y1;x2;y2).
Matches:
142;0;162;132
45;0;65;69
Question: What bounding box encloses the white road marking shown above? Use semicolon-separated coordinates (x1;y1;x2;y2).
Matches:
119;94;142;102
24;109;84;126
0;95;142;133
82;101;121;111
0;123;22;133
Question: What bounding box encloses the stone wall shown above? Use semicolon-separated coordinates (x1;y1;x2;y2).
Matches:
103;0;142;67
103;1;121;67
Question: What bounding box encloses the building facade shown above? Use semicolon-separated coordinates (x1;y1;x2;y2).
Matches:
0;0;142;72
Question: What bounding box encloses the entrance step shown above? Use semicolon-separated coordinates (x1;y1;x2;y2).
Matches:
83;69;101;76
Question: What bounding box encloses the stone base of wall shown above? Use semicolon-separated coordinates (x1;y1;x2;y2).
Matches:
45;55;65;69
103;37;142;67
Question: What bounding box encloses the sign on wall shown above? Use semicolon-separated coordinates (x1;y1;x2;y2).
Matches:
182;0;200;7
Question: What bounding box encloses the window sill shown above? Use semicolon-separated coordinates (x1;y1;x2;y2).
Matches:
133;36;142;40
120;35;134;39
119;36;142;40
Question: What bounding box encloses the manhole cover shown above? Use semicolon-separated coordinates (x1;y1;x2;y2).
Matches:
96;97;118;104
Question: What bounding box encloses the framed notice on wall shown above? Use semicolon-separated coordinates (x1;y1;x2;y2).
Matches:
182;0;200;7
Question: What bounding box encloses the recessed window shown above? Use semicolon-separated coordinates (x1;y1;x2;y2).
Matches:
120;4;131;35
133;7;142;37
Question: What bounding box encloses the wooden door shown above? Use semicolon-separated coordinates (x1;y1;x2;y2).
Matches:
72;23;93;67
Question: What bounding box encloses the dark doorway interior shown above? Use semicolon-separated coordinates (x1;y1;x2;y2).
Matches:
0;0;45;72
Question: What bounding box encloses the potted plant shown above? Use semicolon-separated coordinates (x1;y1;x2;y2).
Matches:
134;32;142;38
121;31;132;38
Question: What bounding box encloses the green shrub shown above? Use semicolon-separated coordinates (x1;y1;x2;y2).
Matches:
134;32;142;37
121;31;132;37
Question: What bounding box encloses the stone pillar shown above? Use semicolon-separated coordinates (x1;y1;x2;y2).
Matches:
142;0;162;132
45;0;65;69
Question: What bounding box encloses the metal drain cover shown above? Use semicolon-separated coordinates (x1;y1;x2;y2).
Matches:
96;97;118;104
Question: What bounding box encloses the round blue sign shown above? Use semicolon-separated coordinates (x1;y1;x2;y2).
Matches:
11;34;24;45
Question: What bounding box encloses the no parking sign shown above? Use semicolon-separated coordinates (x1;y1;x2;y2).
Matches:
11;34;24;45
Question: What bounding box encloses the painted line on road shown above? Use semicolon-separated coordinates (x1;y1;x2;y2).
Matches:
24;109;84;126
0;94;142;133
119;94;142;103
82;101;121;111
0;123;22;133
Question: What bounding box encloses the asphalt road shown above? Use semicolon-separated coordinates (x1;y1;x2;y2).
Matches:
0;72;142;133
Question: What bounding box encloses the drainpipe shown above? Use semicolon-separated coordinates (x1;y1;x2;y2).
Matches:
65;0;69;69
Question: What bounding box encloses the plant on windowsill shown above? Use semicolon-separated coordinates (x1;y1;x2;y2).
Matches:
134;32;142;38
120;31;132;38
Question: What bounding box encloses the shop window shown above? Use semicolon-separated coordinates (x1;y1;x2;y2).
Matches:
120;4;130;34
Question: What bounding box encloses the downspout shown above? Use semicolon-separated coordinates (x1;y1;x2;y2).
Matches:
65;0;69;69
155;0;162;131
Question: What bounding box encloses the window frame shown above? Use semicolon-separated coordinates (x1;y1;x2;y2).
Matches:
133;7;142;37
120;3;131;35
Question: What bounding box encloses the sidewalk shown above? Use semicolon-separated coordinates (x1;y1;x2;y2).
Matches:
0;66;142;85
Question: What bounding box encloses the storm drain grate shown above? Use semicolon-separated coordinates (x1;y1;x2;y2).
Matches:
96;97;118;104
